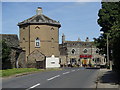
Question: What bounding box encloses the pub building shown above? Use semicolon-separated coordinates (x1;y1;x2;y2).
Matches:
59;34;106;67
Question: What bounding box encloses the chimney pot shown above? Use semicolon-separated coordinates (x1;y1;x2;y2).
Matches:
36;7;42;15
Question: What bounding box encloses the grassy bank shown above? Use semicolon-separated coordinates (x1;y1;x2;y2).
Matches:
0;68;61;77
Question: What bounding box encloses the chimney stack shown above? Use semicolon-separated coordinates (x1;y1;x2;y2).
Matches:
36;7;42;15
85;37;89;42
62;33;65;44
78;37;81;41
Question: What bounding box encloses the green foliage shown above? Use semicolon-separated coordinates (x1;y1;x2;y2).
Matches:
111;22;120;71
94;2;120;71
0;40;12;69
1;68;44;77
0;68;62;77
94;35;106;55
98;2;119;32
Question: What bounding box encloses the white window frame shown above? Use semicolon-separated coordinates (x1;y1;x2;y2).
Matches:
35;37;40;47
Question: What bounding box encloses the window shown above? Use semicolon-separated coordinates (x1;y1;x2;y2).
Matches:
23;38;25;40
35;37;40;47
51;27;54;30
51;38;54;42
71;49;76;54
35;26;40;29
96;58;100;63
96;49;99;53
83;48;87;53
51;38;54;48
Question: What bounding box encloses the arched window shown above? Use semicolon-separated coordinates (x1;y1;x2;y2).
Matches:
35;37;40;47
96;49;99;53
35;26;40;29
51;38;54;42
51;27;54;30
71;49;76;54
83;48;87;53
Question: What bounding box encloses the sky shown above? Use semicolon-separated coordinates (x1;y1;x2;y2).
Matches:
2;2;102;43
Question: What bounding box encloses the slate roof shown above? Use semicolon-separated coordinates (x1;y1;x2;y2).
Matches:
65;41;94;44
18;14;61;27
63;41;95;47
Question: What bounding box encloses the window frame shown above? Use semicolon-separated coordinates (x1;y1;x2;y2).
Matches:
35;37;40;48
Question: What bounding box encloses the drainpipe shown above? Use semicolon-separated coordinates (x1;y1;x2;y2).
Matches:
16;59;19;68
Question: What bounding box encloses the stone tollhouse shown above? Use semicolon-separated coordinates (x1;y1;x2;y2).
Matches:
18;7;61;68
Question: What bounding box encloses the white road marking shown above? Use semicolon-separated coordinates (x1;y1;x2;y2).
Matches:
71;70;75;72
47;75;60;81
77;69;80;71
26;83;40;90
63;72;70;75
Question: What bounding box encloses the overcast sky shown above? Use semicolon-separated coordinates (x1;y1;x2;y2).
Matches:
2;2;102;43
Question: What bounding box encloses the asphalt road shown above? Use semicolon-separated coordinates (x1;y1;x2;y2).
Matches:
2;67;99;89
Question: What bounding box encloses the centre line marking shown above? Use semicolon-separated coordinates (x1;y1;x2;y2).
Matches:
47;75;60;81
26;83;40;90
63;72;70;75
72;70;75;72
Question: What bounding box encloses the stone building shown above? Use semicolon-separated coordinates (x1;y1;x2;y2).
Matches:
59;34;106;67
18;7;61;68
0;34;26;69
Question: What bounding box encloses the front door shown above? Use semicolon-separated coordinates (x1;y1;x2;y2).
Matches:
36;60;45;69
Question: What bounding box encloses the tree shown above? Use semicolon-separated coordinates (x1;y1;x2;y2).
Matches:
0;40;12;69
98;2;119;33
111;21;120;71
94;2;120;71
95;2;119;54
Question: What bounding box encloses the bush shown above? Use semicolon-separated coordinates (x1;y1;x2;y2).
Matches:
0;40;12;69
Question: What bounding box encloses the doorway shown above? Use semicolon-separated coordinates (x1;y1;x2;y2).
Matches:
36;60;45;69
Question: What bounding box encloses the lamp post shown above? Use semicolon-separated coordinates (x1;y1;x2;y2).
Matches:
106;33;110;69
100;31;111;70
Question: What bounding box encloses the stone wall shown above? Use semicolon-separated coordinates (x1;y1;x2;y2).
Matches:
0;34;26;69
10;47;26;68
17;50;26;68
59;41;106;66
27;50;45;68
59;55;67;66
19;25;60;62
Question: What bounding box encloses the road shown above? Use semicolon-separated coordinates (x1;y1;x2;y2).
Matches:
2;67;99;89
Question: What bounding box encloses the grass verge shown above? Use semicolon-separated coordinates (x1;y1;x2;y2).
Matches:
0;68;62;77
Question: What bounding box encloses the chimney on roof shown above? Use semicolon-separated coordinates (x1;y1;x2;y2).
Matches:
36;7;42;15
62;33;65;44
78;37;81;41
86;37;89;42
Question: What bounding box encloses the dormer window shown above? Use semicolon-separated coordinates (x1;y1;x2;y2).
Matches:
35;37;40;47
